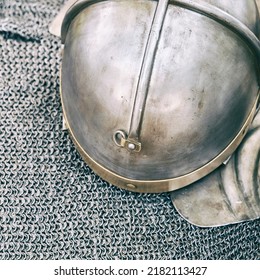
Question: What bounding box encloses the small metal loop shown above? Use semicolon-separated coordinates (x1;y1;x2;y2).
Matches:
62;114;68;130
113;130;126;147
113;130;142;152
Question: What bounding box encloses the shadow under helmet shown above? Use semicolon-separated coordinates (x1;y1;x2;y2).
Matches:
60;0;260;193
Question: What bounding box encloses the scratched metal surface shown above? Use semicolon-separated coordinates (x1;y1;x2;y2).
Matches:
171;0;260;226
0;0;259;259
60;0;259;193
171;108;260;227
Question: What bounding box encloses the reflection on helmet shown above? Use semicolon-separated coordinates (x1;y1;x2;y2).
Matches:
60;0;260;193
171;109;260;227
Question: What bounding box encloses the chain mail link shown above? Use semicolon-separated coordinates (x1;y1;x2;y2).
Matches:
0;0;259;260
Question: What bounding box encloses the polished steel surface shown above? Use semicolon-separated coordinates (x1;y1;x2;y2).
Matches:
60;0;260;193
50;0;260;38
171;105;260;227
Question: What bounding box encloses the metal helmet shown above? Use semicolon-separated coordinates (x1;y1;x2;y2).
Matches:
60;0;260;193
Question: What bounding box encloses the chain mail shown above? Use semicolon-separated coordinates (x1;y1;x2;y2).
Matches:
0;0;259;260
